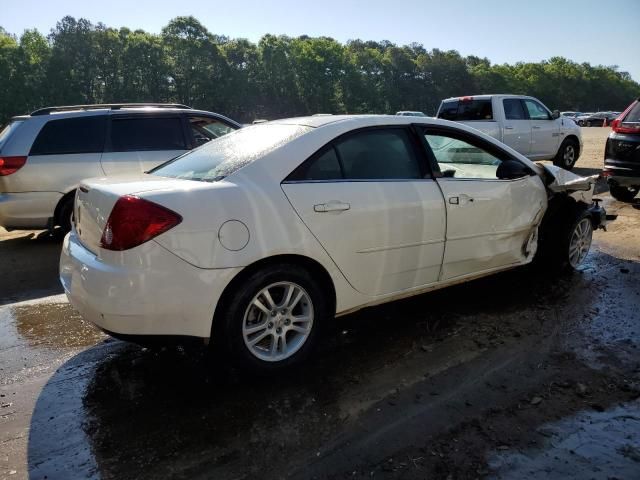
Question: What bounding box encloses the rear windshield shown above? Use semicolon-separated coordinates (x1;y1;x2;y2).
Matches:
0;120;24;150
151;123;310;182
438;99;493;121
624;101;640;123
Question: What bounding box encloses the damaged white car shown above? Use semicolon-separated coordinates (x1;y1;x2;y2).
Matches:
60;115;606;372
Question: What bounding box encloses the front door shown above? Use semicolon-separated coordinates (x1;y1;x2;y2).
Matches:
420;127;547;280
524;99;560;158
282;127;446;296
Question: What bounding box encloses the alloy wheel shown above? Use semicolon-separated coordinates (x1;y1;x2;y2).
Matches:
568;218;592;268
242;282;314;362
563;145;576;168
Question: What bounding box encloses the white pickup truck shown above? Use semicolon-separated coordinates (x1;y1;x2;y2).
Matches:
436;94;582;170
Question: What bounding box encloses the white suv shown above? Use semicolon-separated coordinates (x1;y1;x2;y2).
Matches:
0;103;240;232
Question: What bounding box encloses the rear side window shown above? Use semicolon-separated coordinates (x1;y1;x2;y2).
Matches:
503;99;527;120
624;101;640;123
288;128;422;181
438;99;493;121
110;117;186;152
0;120;24;150
289;147;342;181
336;129;421;179
30;116;106;155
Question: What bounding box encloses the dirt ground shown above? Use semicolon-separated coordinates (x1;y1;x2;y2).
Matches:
1;126;639;480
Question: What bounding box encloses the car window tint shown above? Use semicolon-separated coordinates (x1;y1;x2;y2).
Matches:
438;99;493;121
625;102;640;123
110;117;186;152
288;146;342;181
30;116;106;155
503;99;527;120
189;116;236;147
425;133;502;180
524;100;551;120
335;129;421;180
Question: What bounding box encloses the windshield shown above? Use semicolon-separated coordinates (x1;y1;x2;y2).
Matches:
151;123;310;182
0;120;24;150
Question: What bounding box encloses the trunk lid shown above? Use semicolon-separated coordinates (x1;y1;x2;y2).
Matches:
74;174;202;254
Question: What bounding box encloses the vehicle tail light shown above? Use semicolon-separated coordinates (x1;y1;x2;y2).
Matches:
611;118;640;134
611;100;640;134
0;156;27;176
100;195;182;251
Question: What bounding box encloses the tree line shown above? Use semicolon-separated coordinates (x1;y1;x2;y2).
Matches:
1;15;639;125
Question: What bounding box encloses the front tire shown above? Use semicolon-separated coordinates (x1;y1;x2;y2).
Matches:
534;201;593;272
553;138;579;170
218;264;328;373
609;184;639;202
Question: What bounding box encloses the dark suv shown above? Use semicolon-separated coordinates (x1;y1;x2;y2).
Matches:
603;98;640;202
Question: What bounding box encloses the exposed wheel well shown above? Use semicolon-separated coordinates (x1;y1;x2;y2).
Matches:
53;189;76;226
210;254;337;340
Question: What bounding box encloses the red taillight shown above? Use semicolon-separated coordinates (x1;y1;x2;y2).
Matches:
612;100;640;134
100;195;182;251
0;156;27;176
612;118;640;134
460;96;473;102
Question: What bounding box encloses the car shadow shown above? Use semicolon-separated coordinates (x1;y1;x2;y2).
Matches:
0;230;64;305
26;258;609;479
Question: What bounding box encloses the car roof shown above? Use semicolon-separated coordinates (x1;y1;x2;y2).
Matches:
441;94;538;101
19;105;239;126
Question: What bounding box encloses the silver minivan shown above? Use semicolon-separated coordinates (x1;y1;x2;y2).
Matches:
0;103;240;232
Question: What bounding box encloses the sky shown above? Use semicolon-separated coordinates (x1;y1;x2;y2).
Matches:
2;0;639;81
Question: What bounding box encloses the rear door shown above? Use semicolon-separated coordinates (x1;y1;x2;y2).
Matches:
101;114;189;175
419;126;546;280
501;98;531;154
523;99;560;158
282;127;446;297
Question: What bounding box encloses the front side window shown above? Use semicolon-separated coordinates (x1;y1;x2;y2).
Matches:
424;132;503;180
503;99;527;120
524;100;551;120
110;117;186;152
152;124;310;182
189;116;237;147
30;116;106;155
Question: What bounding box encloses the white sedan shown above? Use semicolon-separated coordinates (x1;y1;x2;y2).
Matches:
60;115;606;372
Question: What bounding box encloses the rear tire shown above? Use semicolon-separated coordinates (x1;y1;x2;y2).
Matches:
217;264;328;374
609;184;639;202
553;138;579;170
56;196;74;234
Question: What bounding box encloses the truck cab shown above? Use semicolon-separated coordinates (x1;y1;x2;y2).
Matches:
436;94;582;170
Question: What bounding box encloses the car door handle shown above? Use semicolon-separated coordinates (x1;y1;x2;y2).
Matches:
449;195;474;206
532;126;541;129
314;201;351;212
504;126;514;130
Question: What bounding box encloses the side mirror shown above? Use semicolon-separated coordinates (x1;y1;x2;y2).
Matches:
496;160;533;180
552;110;560;119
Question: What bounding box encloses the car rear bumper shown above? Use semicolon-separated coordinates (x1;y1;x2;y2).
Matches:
59;230;242;338
0;191;61;230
